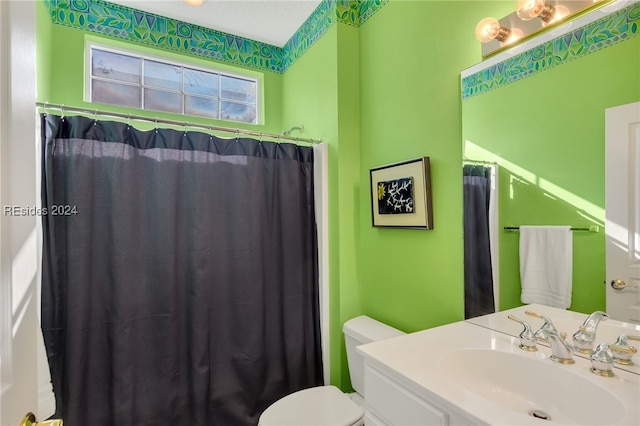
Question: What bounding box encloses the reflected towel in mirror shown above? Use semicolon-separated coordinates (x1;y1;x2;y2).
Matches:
519;226;572;309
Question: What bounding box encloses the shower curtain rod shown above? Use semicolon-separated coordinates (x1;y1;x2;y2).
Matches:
35;102;322;145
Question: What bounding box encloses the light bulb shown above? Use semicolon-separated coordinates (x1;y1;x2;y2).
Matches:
517;0;556;22
183;0;203;6
544;5;570;25
517;0;546;20
475;17;510;43
504;28;525;45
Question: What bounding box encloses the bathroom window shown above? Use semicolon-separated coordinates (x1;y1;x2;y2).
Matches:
87;44;258;124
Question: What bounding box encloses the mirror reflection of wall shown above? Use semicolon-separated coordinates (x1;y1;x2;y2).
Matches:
461;2;640;315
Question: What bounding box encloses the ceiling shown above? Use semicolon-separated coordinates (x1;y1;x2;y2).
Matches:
108;0;323;47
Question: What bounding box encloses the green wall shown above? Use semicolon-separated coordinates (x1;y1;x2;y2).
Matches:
463;34;640;314
357;1;511;333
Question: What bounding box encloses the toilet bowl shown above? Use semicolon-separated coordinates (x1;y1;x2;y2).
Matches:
258;316;405;426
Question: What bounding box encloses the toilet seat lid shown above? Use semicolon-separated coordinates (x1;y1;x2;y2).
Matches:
259;385;364;426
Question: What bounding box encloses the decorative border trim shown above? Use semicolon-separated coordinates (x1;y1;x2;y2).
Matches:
357;0;390;26
462;2;640;99
44;0;288;72
43;0;389;74
46;0;636;84
283;0;338;70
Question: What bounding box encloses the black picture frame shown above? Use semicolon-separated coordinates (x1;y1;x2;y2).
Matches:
370;157;433;229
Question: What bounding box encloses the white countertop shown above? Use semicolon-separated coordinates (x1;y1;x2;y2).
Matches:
357;318;640;425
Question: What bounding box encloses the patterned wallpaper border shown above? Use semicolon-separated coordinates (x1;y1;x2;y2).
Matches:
462;2;640;100
45;0;637;84
43;0;389;74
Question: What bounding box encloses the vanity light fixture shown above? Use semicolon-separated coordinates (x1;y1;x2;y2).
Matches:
475;0;612;58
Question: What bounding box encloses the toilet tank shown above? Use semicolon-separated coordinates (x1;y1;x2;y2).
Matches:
342;316;405;396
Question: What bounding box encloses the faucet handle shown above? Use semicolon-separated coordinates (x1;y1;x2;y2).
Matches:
611;335;640;366
590;343;637;377
525;310;558;342
508;315;538;351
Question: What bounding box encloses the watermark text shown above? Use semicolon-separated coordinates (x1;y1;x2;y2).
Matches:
3;205;78;216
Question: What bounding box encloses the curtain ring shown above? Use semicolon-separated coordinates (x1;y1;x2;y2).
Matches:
259;132;263;142
154;117;158;133
43;101;49;117
235;128;240;141
183;121;188;136
60;104;65;121
93;109;98;125
209;125;213;141
126;114;131;128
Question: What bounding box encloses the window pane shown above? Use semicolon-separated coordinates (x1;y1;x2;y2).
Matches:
88;45;259;124
144;60;181;91
92;79;141;108
220;101;256;124
184;68;218;97
144;89;182;114
220;76;256;103
185;95;218;118
92;49;141;84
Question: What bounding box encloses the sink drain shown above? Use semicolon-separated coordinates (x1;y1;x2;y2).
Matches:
529;409;551;421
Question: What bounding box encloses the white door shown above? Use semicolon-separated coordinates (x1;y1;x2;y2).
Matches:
0;1;42;424
605;102;640;323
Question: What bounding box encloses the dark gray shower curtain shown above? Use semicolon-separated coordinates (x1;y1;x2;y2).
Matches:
463;165;495;319
40;114;323;426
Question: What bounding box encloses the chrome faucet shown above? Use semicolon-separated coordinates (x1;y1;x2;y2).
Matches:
547;329;575;364
572;311;608;354
611;334;640;366
525;310;558;342
526;310;574;364
590;343;637;377
508;315;537;351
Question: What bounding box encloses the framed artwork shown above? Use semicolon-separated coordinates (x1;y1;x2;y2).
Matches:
370;157;433;229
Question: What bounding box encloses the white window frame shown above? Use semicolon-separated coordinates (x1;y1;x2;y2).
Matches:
85;42;259;124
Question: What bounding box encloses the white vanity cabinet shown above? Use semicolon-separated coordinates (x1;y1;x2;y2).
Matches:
363;361;477;426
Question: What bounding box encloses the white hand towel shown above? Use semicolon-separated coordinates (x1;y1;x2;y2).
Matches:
519;226;572;309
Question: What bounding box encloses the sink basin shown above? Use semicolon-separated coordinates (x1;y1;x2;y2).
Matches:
441;349;625;425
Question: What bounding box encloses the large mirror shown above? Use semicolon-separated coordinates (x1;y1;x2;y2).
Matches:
460;4;637;321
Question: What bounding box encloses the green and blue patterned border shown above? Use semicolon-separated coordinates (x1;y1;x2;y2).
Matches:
357;0;389;26
283;0;338;70
283;0;387;67
48;0;636;85
43;0;388;74
462;2;640;99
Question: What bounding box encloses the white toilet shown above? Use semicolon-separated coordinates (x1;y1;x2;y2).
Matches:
258;315;405;426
